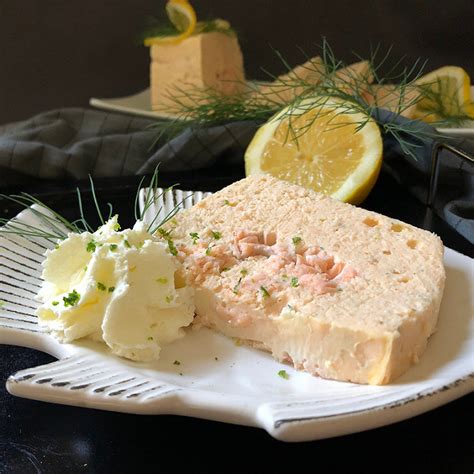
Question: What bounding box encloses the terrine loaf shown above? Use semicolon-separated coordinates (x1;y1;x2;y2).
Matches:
150;31;245;111
164;176;445;385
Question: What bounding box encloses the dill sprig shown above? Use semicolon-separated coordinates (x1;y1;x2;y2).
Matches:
140;16;235;44
0;166;183;243
414;78;474;127
147;39;458;160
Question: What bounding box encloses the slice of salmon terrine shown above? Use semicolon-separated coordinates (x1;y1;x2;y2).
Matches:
161;176;445;385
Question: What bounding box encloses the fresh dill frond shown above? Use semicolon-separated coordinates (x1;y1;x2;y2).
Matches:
147;39;451;160
415;78;474;127
0;166;183;244
140;16;235;44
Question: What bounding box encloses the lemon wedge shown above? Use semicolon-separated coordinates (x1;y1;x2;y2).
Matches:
245;99;383;205
413;66;474;122
144;0;197;46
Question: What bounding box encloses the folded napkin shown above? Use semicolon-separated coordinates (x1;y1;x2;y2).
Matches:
0;107;472;243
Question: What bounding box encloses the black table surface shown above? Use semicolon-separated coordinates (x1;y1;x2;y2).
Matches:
0;167;472;474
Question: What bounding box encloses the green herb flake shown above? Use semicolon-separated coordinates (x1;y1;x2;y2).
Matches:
290;277;299;288
205;245;213;256
147;336;154;341
240;268;248;276
83;266;88;272
211;230;222;240
136;241;144;249
123;239;131;248
113;222;121;231
158;228;172;239
86;240;96;253
0;300;5;308
109;244;118;251
260;286;270;298
156;277;168;284
165;295;173;303
233;277;242;294
54;243;60;250
292;236;302;246
189;232;199;244
282;274;289;280
221;267;230;272
223;199;237;207
278;370;289;380
52;301;59;306
63;289;80;307
108;286;115;293
167;239;178;256
97;282;106;291
173;360;181;366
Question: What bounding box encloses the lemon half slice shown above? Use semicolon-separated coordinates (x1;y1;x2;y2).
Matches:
413;66;474;122
144;0;197;46
245;99;383;205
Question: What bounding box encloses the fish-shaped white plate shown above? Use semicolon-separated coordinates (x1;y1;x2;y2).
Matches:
0;188;473;442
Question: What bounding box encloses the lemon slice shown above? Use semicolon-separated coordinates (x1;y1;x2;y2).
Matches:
413;66;474;122
245;99;383;205
144;0;197;46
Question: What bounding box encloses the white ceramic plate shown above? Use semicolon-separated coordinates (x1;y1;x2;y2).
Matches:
90;87;474;138
1;189;473;442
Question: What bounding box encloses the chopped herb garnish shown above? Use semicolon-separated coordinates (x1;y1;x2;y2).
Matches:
170;218;178;226
52;301;59;306
97;282;106;291
108;286;115;293
260;286;270;298
211;230;222;240
158;228;172;238
83;266;88;272
165;295;173;303
221;267;230;272
86;240;96;253
278;370;289;380
205;245;214;256
147;336;154;341
63;289;80;307
240;269;248;276
109;244;118;251
189;232;199;244
282;274;289;280
136;241;144;249
123;239;131;248
290;277;299;288
233;277;242;294
113;222;121;231
167;239;178;256
55;243;60;250
292;236;302;246
173;360;181;365
156;277;168;284
223;199;237;207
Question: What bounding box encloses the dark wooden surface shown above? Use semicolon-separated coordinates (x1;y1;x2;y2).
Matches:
0;0;473;124
0;169;473;473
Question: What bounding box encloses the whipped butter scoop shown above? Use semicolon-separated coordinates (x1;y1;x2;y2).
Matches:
36;216;195;361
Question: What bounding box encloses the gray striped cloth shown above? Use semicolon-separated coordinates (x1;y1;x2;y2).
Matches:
0;107;472;244
0;107;258;185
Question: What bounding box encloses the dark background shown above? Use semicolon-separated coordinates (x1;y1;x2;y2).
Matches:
0;0;473;124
